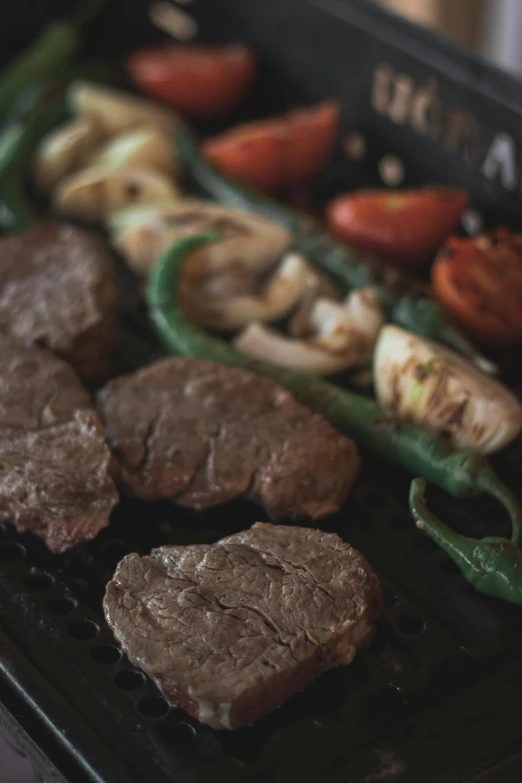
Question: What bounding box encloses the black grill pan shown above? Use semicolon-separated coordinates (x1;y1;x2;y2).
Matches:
1;1;522;781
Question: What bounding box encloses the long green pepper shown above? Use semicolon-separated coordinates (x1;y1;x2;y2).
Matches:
410;479;522;605
175;124;496;375
0;0;106;123
146;233;522;547
0;23;78;122
0;60;113;234
0;2;107;233
0;83;72;232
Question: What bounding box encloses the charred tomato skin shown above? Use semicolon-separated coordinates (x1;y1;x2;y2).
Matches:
432;228;522;346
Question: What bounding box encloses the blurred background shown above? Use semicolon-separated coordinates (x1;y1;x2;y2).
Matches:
375;0;522;76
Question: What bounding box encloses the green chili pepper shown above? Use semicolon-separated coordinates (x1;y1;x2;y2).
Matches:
146;232;522;546
0;23;77;122
0;0;106;125
410;478;522;605
0;61;114;234
175;124;496;375
0;82;71;232
0;0;105;122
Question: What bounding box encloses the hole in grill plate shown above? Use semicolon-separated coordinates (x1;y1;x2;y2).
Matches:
114;669;146;691
47;597;77;615
24;572;54;591
396;614;426;635
138;696;170;718
69;620;99;640
91;645;122;665
0;543;25;561
171;722;196;743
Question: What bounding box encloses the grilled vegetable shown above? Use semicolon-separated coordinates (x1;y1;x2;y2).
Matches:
55;166;180;222
109;199;292;278
109;201;184;276
199;252;309;332
432;228;522;345
176;123;496;374
0;63;115;233
410;478;522;605
146;232;522;546
0;20;77;120
289;268;342;337
0;1;108;120
128;45;256;119
68;81;177;136
373;325;522;454
0;80;75;232
327;188;468;268
87;126;178;176
34;118;99;191
236;289;384;376
202;103;339;192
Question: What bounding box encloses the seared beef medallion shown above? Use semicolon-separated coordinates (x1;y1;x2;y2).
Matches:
97;357;359;519
104;523;383;730
0;332;91;427
0;335;118;552
0;224;118;379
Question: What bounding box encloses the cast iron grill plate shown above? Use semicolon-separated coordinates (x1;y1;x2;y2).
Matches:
0;1;522;781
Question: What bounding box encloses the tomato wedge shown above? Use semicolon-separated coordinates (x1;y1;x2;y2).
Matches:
326;188;469;267
202;102;339;193
432;228;522;346
127;45;256;119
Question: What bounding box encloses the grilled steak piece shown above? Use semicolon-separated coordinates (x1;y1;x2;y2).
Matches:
0;410;119;553
0;223;118;379
104;523;383;730
97;357;359;519
0;333;91;428
0;336;118;552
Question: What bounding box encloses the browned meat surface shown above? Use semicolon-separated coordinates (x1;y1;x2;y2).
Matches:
0;410;119;553
97;357;359;519
0;336;118;552
0;224;118;379
0;332;91;428
104;523;383;730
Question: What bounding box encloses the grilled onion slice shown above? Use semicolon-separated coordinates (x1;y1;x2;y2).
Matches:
235;290;384;376
373;325;522;454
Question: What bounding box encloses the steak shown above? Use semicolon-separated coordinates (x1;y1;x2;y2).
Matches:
97;357;359;519
104;523;383;730
0;335;119;552
0;410;119;552
0;223;118;379
0;332;91;428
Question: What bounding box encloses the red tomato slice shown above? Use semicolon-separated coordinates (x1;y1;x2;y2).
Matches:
326;188;469;267
432;228;522;346
127;44;256;119
202;102;339;193
284;103;339;183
